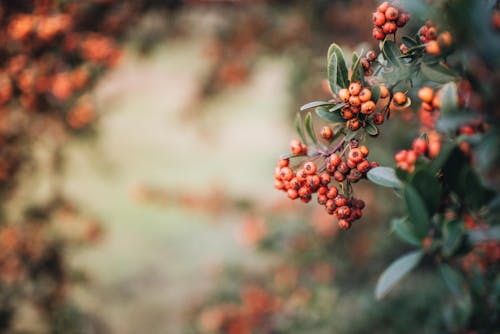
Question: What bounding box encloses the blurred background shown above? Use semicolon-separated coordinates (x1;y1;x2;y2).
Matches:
0;1;472;333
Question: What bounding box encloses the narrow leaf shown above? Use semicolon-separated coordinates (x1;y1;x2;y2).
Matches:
420;62;458;84
404;185;430;238
402;36;419;48
391;217;422;246
439;264;466;298
375;251;423;300
329;102;347;113
304;112;317;145
367;167;402;188
327;43;349;91
351;52;365;85
294;113;305;143
316;106;344;123
300;100;333;111
440;82;458;114
382;40;402;67
365;119;379;136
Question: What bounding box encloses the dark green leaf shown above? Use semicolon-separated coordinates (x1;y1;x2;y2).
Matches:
440;82;458;114
439;264;466;298
365;119;379;136
468;225;500;244
304;112;317;145
430;140;455;173
410;170;442;215
367;167;402;188
436;113;479;132
371;85;381;103
375;251;423;300
382;40;403;67
404;185;430;238
351;52;365;85
327;43;349;92
420;62;458;84
329;102;347;113
316;106;344;123
391;217;422;246
402;36;419;48
300;101;333;111
443;219;465;257
294;114;305;143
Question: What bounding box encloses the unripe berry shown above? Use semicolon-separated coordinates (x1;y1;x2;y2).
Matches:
412;137;428;155
348;82;362;96
321;126;333;140
319;173;331;186
357;160;371;173
329;153;341;167
278;158;289;168
347;118;361;131
372;27;386;40
348;148;364;163
418;87;434;103
327;186;338;199
338;88;350;102
383;21;397;34
333;170;345;182
338;219;351;230
288;188;298;200
361;100;376;114
372;12;386;27
393;92;407;105
425;40;441;55
304;161;317;175
373;113;384;125
366;50;377;62
359;88;372;102
385;7;399;21
379;84;389;98
280;167;293;181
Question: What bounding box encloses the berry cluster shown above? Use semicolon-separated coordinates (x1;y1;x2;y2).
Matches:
274;140;376;230
337;82;388;130
372;2;410;41
394;132;441;172
418;22;453;55
417;86;441;129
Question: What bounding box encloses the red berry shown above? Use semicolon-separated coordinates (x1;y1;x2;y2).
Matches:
321;126;333;140
329;153;341;167
372;27;386;40
372;12;386;27
280;167;293;181
334;195;348;207
383;21;397;34
319;173;331;186
336;205;351;219
288;188;298;199
412;137;428;155
357;160;371;173
278;158;289;168
338;219;351;230
326;186;338;199
317;194;327;205
377;2;389;13
304;161;317;175
318;186;328;195
274;180;285;190
348;148;364;163
333;171;345;182
385;7;399;21
296;169;307;182
373;113;384;125
325;199;336;213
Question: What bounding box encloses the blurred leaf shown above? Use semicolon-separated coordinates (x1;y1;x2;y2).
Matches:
365;119;379;136
351;52;365;85
316;106;344;123
294;113;305;143
436;113;479;132
300;101;333;111
402;36;419;48
328;43;349;92
439;264;466;298
382;40;403;67
304;112;317;145
375;251;423;300
371;85;381;103
279;152;306;159
468;225;500;243
410;170;442;215
329;102;347;113
440;82;458;114
443;219;465;257
430;140;456;173
420;63;458;84
391;217;422;246
404;185;430;238
367;167;402;188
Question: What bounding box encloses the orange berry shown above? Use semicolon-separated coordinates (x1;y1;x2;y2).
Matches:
326;186;338;199
373;113;385;125
425;40;441;55
412;137;428;155
359;88;372;102
385;7;399;21
290;139;302;155
338;219;351;230
329;153;341;166
333;171;345;182
359;145;369;157
298;186;311;198
319;173;331;186
288;188;298;200
421;102;434;112
348;148;364;163
395;150;408;162
377;2;390;13
372;12;386;27
380;84;389;98
338;88;350;102
366;50;377;61
438;31;453;47
349;95;361;107
346;158;357;169
346;118;361;131
334;195;348;207
348;82;362;96
428;140;441;158
361;100;376;114
357;160;371;173
336;206;351;219
317;194;328;205
418;87;434;103
406;150;418;164
296;169;307;182
342;108;355;120
432;95;441;109
383;21;397;34
372;27;386;40
278;158;289;168
307;174;321;190
280;167;293;181
393;92;407;105
321;126;333;140
303;161;317;175
274;180;285;190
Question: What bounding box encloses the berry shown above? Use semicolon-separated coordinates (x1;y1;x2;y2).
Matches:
333;170;345;182
372;27;385;40
438;31;453;47
349;95;361;107
289;177;300;190
288;188;298;200
372;12;386;27
394;150;407;162
412;137;428;155
377;2;389;13
280;167;293;181
318;186;328;195
380;84;389;98
361;100;376;114
317;194;327;205
307;174;321;190
348;82;362;96
296;169;307;182
373;113;384;125
336;206;351;219
406;150;417;164
274;180;285;190
342;108;355;120
393;92;407;105
337;161;349;174
325;199;336;213
338;219;351;230
348;148;364;163
338;88;350;102
327;186;338;199
357;160;371;173
396;13;409;27
366;50;377;61
418;87;434;103
347;118;361;131
361;58;370;70
319;173;331;186
425;40;440;55
290;139;303;155
383;21;397;34
278;158;289;168
385;7;399;21
347;169;363;182
329;153;341;167
304;161;317;175
346;158;357;169
359;88;372;102
321;126;333;140
334;195;348;207
359;145;369;157
298;186;311;198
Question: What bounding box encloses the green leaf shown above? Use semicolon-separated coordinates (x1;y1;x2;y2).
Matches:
410;170;442;215
294;114;305;143
420;62;458;84
443;219;465;257
468;225;500;244
351;52;365;85
365;119;379;137
370;85;381;103
404;185;430;238
327;43;349;92
439;264;466;298
329;102;347;113
440;82;458;114
279;152;306;159
367;167;402;188
315;106;344;123
375;251;423;300
391;217;422;246
430;140;455;173
304;112;317;145
300;101;333;111
402;36;419;48
436;113;479;132
382;40;403;67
